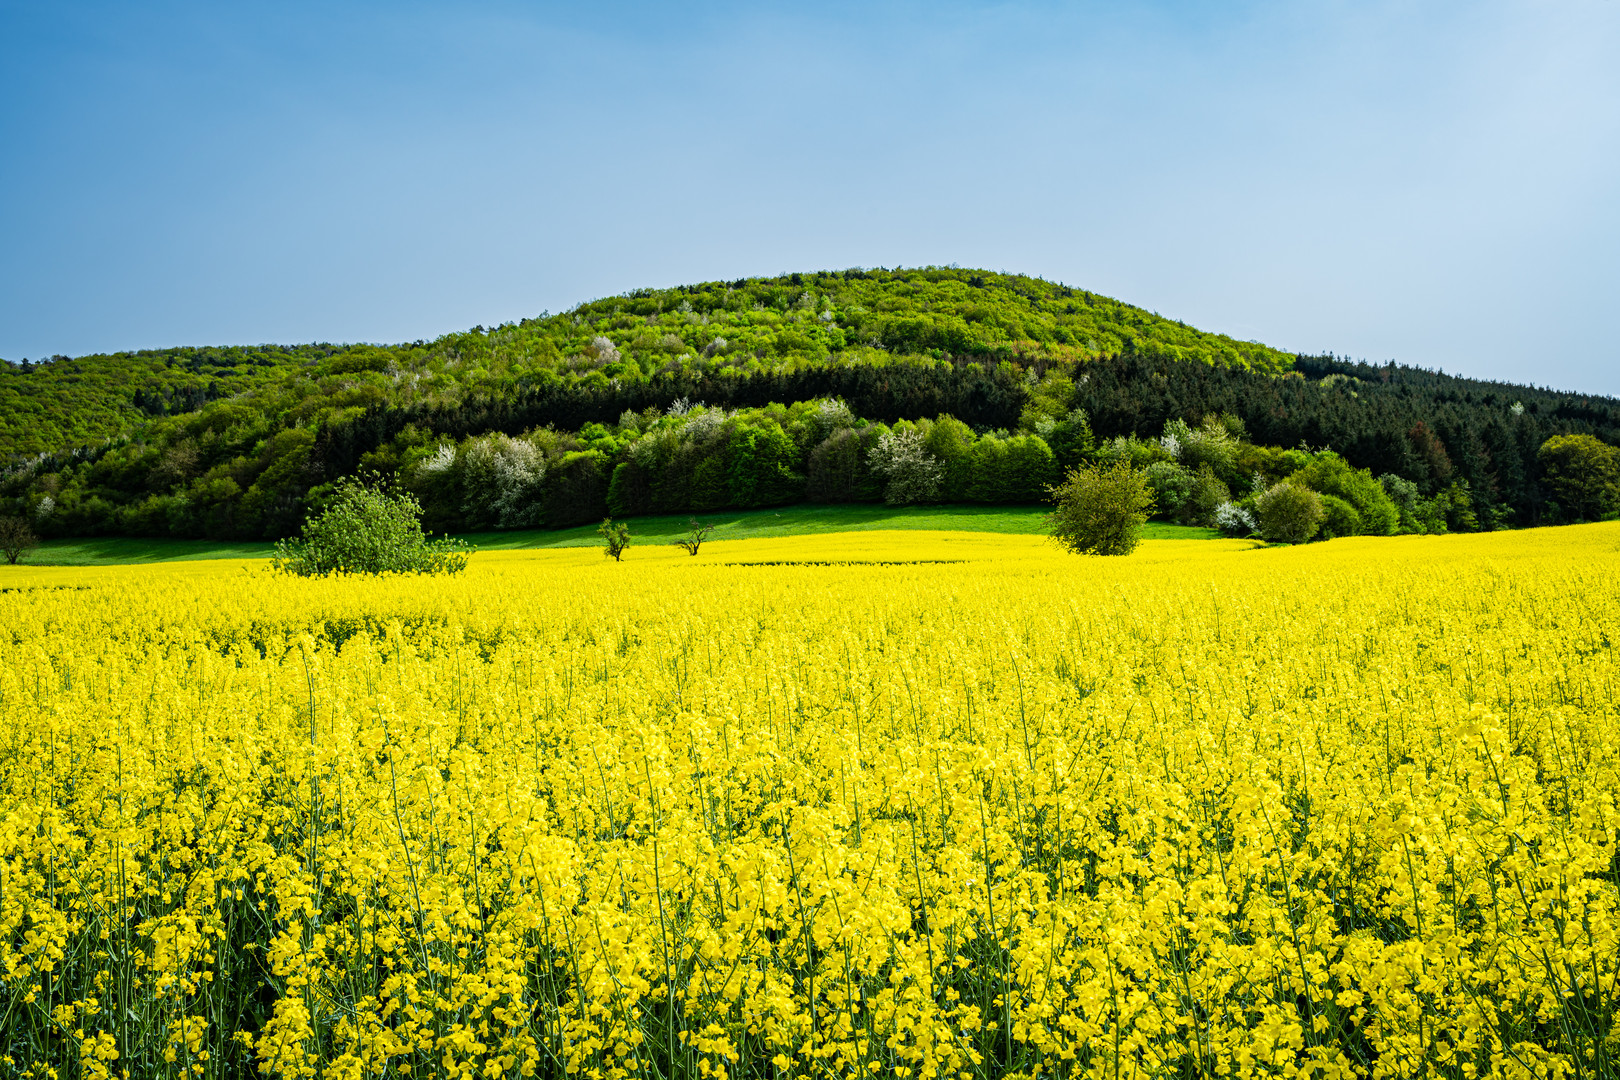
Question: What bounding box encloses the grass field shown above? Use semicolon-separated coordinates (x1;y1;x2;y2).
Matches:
23;503;1219;564
2;524;1617;1078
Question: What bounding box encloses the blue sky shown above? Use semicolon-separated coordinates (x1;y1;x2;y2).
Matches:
2;1;1617;394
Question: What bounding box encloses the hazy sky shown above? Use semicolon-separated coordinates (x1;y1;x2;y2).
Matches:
3;1;1617;394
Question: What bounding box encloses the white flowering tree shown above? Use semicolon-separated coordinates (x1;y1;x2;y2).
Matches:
868;429;943;505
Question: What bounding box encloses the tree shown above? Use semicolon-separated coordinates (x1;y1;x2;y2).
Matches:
671;517;714;555
923;415;976;500
270;474;471;576
1293;452;1399;535
0;515;38;564
1538;434;1620;522
1254;481;1324;543
599;517;631;561
1045;461;1156;556
1044;409;1096;470
1317;494;1362;539
868;428;943;505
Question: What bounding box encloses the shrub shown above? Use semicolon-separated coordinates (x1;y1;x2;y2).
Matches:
1142;462;1194;522
1254;481;1324;544
1184;466;1231;527
1045;461;1156;557
1317;494;1363;539
270;475;471;576
1294;453;1398;535
1213;501;1256;538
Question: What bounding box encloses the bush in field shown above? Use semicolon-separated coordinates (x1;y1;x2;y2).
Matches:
1254;481;1324;544
1046;461;1156;556
271;475;471;576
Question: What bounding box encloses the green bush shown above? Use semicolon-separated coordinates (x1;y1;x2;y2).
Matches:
1254;481;1324;544
1184;466;1231;527
1294;452;1398;535
1143;461;1194;521
270;475;471;576
1317;494;1363;539
1045;461;1156;557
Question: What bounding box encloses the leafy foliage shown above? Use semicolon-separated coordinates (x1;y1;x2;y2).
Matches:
269;475;470;576
1045;461;1156;556
1538;433;1620;522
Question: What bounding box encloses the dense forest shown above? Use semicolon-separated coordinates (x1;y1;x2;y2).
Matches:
2;267;1618;540
0;267;1290;456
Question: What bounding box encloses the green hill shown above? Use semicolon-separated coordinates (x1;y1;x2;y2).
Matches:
0;267;1291;458
4;266;1619;544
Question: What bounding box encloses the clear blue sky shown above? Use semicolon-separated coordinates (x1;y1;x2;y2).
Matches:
2;1;1617;394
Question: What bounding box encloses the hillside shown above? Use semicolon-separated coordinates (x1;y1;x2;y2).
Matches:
0;267;1292;458
3;266;1618;543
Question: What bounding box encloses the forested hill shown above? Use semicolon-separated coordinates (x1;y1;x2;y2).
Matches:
0;268;1290;457
4;265;1619;542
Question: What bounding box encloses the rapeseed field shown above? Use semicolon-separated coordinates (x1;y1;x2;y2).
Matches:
2;526;1618;1079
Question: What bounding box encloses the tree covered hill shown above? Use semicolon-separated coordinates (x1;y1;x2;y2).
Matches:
0;267;1291;457
3;266;1618;542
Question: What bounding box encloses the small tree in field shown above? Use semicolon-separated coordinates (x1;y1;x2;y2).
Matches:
1045;461;1156;556
672;517;714;556
599;517;631;561
271;474;471;576
0;516;39;565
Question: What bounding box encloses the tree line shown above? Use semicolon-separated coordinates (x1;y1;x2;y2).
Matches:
4;350;1616;542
